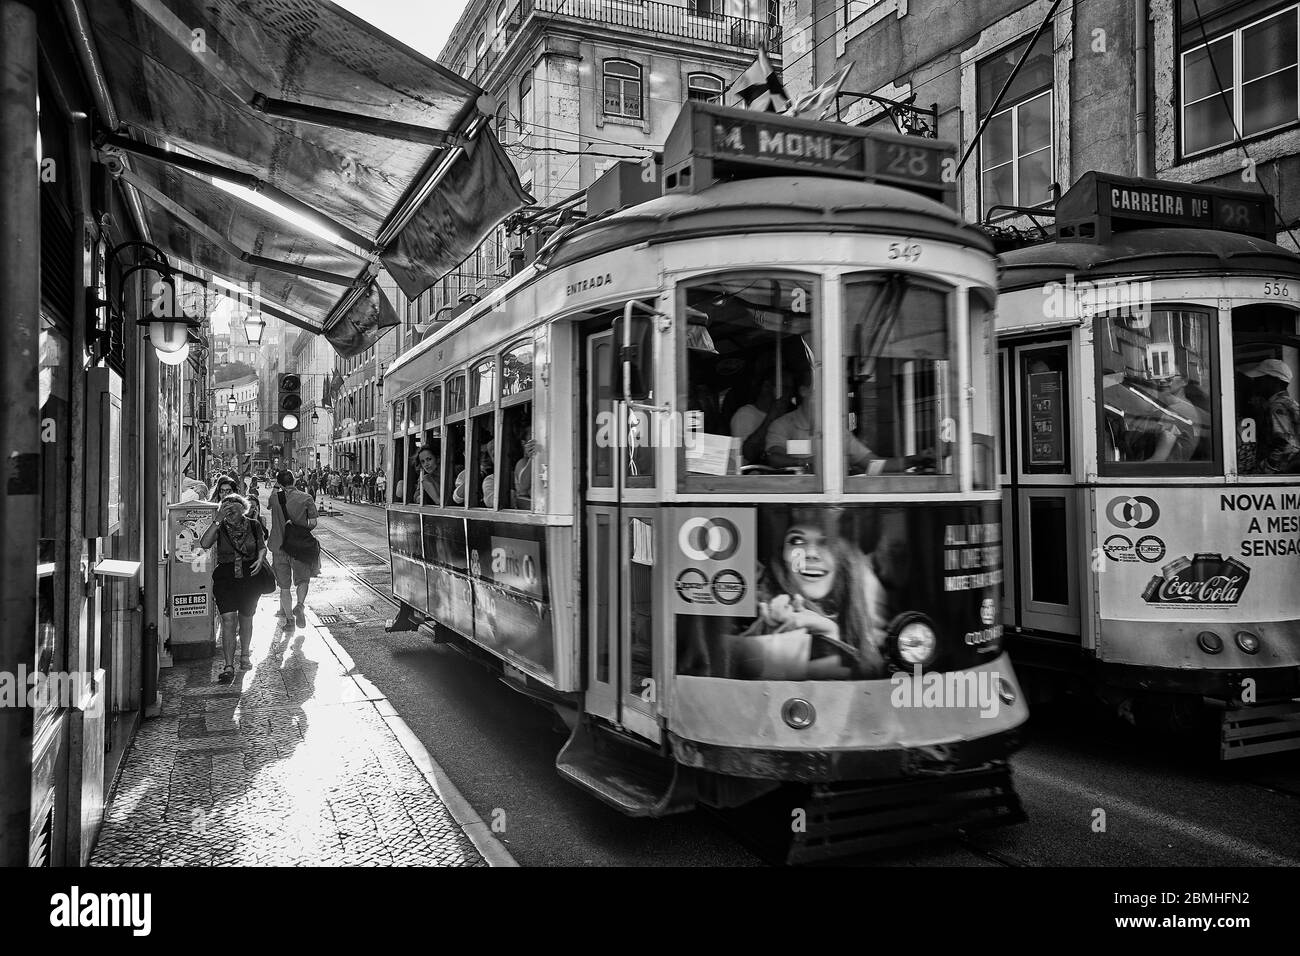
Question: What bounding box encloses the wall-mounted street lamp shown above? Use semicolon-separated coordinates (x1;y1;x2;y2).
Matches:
227;395;237;412
310;410;319;423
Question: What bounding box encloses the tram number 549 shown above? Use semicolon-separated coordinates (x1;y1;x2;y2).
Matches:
888;240;923;262
1263;280;1290;297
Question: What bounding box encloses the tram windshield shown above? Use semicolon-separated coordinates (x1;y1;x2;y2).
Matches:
1233;304;1300;475
844;275;954;481
679;273;819;479
1095;308;1216;471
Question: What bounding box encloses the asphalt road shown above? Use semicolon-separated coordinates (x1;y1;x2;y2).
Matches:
310;500;1300;867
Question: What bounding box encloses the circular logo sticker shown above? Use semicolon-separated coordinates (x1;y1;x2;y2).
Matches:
1106;495;1160;530
678;516;740;561
1103;534;1136;562
1135;535;1167;563
710;569;746;606
674;568;710;603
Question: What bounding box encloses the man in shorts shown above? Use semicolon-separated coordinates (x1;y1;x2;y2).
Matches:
269;468;319;631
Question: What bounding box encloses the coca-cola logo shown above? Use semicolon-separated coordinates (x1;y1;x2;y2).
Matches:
1142;553;1251;607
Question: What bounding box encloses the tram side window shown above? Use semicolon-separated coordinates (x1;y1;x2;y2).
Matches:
402;431;442;505
843;276;953;478
1096;309;1215;469
457;417;495;508
1233;305;1300;475
444;420;467;505
501;402;534;509
681;274;817;478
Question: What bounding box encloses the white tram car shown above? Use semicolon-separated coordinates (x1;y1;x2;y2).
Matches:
383;103;1028;858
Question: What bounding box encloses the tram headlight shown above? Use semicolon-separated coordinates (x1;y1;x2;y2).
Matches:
893;614;938;667
1234;631;1261;655
1196;631;1223;655
781;698;816;730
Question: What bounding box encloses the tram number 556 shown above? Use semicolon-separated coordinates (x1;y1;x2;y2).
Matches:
888;240;923;262
1263;280;1290;297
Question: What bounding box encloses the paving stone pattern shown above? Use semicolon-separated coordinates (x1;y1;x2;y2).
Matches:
91;589;487;867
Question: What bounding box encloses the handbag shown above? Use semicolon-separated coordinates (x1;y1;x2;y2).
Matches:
278;490;321;565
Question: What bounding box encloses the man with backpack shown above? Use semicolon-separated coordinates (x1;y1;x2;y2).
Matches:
269;469;319;632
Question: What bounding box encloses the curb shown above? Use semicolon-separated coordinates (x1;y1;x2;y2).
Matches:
305;597;519;868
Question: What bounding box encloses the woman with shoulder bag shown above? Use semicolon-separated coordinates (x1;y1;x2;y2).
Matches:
200;492;272;683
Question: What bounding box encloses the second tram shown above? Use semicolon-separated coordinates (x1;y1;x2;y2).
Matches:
994;171;1300;757
382;102;1027;859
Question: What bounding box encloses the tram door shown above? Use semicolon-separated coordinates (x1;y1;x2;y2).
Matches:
582;329;660;742
1000;339;1083;638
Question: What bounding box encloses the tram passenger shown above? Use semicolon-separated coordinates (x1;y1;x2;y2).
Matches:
396;446;441;504
739;509;889;680
764;372;934;473
452;445;495;506
731;369;797;466
1241;358;1300;473
511;424;536;509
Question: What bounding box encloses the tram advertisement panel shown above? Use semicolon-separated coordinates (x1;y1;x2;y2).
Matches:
466;520;554;680
1097;487;1300;621
388;510;426;609
415;514;555;680
673;503;1002;680
422;514;473;639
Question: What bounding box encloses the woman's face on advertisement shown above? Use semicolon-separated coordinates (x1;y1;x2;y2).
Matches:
781;525;837;601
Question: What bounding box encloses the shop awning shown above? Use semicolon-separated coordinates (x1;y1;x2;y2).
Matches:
78;0;533;357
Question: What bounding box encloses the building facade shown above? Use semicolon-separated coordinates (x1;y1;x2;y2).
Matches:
379;0;783;360
212;375;259;472
790;0;1300;246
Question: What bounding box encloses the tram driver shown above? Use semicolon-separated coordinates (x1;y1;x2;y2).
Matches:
764;370;935;474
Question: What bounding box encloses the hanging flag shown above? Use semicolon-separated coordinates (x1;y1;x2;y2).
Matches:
323;368;344;407
725;48;789;113
784;64;854;122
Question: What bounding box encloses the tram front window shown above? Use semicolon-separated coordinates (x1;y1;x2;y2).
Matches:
843;275;953;480
680;273;817;479
1233;304;1300;475
1095;308;1215;470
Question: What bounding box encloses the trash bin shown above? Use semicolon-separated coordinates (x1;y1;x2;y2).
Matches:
166;501;218;660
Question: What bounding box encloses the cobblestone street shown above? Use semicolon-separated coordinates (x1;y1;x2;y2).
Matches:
90;559;513;868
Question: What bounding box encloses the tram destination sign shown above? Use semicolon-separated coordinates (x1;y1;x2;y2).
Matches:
662;101;955;201
1056;171;1274;241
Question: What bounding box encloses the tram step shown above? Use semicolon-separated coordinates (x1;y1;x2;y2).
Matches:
556;720;697;817
1220;700;1300;760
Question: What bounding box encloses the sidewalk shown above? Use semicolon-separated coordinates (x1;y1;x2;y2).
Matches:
90;558;514;867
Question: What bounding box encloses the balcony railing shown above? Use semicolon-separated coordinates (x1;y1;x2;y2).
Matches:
520;0;781;50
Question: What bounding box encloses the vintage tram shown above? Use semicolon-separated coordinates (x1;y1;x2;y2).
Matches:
382;102;1027;859
993;172;1300;758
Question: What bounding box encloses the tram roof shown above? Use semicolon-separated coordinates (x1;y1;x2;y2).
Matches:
997;227;1300;292
544;175;995;271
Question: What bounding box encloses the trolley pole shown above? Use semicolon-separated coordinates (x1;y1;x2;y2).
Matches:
0;0;41;868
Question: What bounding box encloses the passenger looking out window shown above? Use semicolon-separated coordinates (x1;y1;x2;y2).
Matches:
1238;358;1300;474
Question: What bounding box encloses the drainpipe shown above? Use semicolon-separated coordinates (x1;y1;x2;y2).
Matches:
1135;0;1153;178
0;0;41;868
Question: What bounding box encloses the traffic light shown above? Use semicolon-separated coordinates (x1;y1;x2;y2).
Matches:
278;372;302;432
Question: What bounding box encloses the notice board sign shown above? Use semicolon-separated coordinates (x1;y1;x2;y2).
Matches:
1027;370;1064;466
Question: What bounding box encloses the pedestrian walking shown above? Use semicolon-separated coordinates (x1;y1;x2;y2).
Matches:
375;470;387;502
269;468;320;632
199;492;270;683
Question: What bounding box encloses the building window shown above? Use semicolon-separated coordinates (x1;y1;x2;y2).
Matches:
977;30;1054;215
1180;3;1299;157
843;1;883;23
687;73;724;103
519;73;533;141
603;60;643;119
475;32;486;63
691;0;722;16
